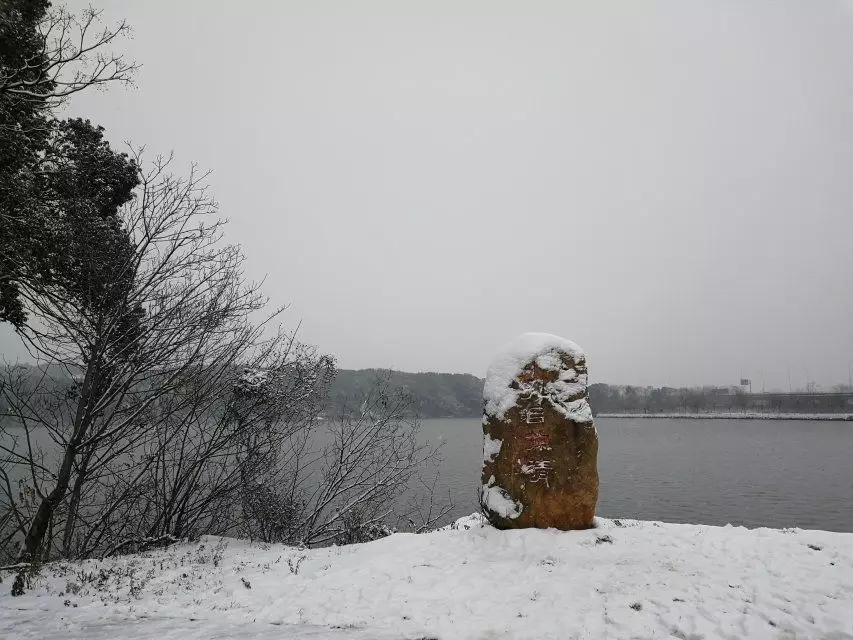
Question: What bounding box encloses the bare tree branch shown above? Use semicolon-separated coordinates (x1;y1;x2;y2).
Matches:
0;5;138;106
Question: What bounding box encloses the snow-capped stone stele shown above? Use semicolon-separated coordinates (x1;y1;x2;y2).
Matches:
480;332;599;530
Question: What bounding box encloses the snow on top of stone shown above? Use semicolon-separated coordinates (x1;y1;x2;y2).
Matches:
484;332;591;423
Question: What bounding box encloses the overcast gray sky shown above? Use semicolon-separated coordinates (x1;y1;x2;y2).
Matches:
3;0;853;390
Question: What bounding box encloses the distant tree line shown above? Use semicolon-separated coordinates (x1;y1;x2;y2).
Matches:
326;376;853;419
589;384;853;415
327;369;484;419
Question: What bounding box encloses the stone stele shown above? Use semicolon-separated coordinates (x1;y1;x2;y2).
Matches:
480;332;599;530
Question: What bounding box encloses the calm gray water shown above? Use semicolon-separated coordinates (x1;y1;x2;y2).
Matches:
5;417;851;533
421;417;853;532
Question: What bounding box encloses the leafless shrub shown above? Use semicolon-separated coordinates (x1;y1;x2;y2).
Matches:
234;375;446;547
0;155;332;564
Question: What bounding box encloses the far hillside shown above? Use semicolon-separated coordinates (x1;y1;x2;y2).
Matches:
328;369;484;418
327;374;853;419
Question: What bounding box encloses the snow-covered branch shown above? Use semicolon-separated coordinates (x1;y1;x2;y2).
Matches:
0;5;138;106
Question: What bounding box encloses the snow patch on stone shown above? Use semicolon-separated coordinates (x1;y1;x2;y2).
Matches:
483;434;502;463
481;475;523;519
552;397;594;424
534;352;563;372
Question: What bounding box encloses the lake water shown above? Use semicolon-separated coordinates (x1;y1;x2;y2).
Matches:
421;417;853;532
4;417;851;534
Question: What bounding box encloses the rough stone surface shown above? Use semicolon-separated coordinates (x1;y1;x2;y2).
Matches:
480;333;599;530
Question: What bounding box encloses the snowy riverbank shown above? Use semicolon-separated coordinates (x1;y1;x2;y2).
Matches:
2;514;852;639
599;412;853;421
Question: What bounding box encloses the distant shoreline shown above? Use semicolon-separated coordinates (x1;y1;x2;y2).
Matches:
597;412;853;421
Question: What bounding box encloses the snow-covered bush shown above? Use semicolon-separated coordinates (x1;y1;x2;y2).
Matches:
333;508;395;545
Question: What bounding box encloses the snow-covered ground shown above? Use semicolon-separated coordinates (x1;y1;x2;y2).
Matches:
599;412;853;421
3;514;852;640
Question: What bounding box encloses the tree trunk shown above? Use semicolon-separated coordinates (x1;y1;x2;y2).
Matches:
18;359;98;562
18;442;76;562
62;448;92;557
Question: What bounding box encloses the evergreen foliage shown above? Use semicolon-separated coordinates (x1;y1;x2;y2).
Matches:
0;0;137;327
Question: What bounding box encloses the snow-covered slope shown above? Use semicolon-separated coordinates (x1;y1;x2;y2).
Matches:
3;515;852;640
